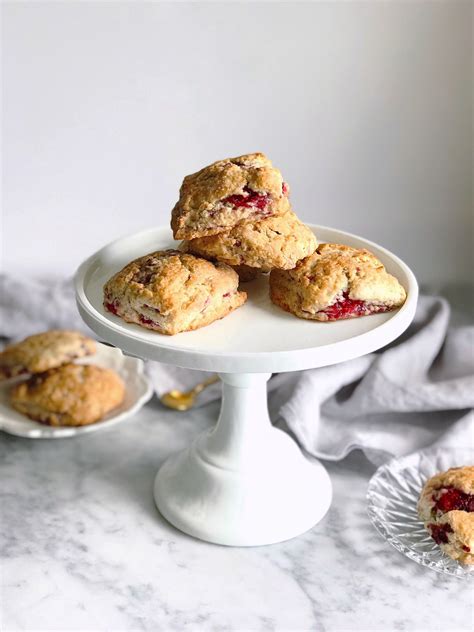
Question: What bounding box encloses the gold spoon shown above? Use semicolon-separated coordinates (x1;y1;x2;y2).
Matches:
160;375;220;411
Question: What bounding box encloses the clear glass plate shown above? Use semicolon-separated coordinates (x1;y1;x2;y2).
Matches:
367;446;474;579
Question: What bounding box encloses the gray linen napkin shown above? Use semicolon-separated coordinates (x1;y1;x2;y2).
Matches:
1;274;472;465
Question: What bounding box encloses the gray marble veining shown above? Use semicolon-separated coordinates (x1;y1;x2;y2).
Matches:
1;398;470;631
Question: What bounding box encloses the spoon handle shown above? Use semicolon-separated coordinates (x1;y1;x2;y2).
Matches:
191;375;220;396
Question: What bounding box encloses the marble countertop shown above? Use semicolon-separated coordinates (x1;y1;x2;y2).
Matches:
1;397;471;632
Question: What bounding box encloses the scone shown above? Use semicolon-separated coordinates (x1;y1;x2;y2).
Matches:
269;243;406;321
186;211;317;272
10;363;125;427
0;330;96;381
171;152;290;240
103;250;246;335
179;241;259;282
418;466;474;564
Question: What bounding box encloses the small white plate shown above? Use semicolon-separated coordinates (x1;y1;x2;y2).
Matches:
0;342;153;438
367;447;474;579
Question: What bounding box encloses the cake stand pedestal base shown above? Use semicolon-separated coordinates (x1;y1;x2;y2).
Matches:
154;372;332;546
76;223;417;546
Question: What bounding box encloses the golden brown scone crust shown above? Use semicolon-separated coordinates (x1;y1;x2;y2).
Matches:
0;330;96;381
186;212;317;272
417;466;474;565
10;364;125;427
179;242;259;282
269;243;406;321
103;250;246;335
171;152;290;240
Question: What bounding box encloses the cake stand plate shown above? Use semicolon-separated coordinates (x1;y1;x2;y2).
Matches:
75;225;418;546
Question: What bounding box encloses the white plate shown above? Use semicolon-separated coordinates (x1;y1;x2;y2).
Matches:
0;342;153;438
75;225;418;373
367;447;474;579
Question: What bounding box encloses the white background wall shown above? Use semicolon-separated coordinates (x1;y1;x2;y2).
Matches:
2;1;472;286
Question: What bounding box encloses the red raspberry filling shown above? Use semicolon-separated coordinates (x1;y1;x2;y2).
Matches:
428;523;453;545
433;487;474;514
139;314;159;326
319;292;389;321
200;297;211;313
282;182;289;195
321;295;366;320
105;300;119;315
222;186;270;210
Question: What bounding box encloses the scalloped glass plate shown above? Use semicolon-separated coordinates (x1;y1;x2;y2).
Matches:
367;447;474;579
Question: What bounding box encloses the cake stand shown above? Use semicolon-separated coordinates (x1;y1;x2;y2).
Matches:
75;225;418;546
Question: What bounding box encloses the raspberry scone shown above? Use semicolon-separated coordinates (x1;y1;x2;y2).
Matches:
417;466;474;564
185;211;317;272
269;243;406;321
171;152;290;240
11;364;125;427
103;250;246;335
0;330;96;381
178;242;259;282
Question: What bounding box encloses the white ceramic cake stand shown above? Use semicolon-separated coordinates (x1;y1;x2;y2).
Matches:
75;225;418;546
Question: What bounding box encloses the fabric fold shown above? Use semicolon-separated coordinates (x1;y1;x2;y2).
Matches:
1;274;472;465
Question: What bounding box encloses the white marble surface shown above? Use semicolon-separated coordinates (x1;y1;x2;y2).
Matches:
1;397;471;632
